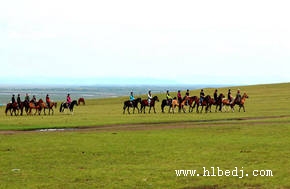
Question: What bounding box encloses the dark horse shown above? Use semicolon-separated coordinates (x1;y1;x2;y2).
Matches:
78;97;85;105
192;95;212;113
19;101;30;115
161;97;175;113
123;98;141;114
5;102;19;116
140;96;159;114
60;100;78;113
208;93;225;112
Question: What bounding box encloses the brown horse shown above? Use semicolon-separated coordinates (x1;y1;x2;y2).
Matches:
182;96;197;113
192;95;212;113
46;102;57;115
5;102;19;116
78;97;85;105
162;97;189;114
222;93;249;112
38;100;57;115
222;98;234;112
140;96;159;114
28;100;42;115
233;93;249;112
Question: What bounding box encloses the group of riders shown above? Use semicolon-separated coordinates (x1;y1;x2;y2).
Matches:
9;93;73;110
129;88;243;107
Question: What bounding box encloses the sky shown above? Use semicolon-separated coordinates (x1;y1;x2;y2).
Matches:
1;0;290;86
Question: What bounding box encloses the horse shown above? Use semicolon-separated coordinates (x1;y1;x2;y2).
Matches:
222;93;249;112
232;93;249;112
78;98;85;105
161;97;178;113
5;102;19;116
222;98;234;112
37;100;57;115
19;101;30;116
123;98;141;114
59;100;78;113
28;100;42;115
210;93;225;112
186;96;198;113
161;97;183;113
193;95;212;113
140;96;159;114
45;102;57;115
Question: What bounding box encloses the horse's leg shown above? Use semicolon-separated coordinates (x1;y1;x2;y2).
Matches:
123;106;125;114
136;106;140;114
200;106;204;113
153;106;156;114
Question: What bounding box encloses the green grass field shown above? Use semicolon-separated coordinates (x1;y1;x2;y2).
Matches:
0;83;289;188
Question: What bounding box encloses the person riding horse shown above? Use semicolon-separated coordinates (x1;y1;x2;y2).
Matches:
17;94;21;107
129;92;135;105
166;90;173;106
228;89;233;104
235;89;242;104
11;94;16;104
213;89;218;102
199;89;205;105
46;94;51;108
67;94;72;108
183;89;190;105
147;90;153;105
177;90;182;104
25;93;30;103
31;95;37;106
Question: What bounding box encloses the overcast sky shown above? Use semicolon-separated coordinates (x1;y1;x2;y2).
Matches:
1;0;290;86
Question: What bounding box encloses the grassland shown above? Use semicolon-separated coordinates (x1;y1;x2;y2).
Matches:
0;83;289;188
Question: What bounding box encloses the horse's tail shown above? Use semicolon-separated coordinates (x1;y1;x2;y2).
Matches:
5;104;9;115
59;103;63;112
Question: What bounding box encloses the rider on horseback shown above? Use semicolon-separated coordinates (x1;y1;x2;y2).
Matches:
31;95;37;106
129;92;135;105
228;89;233;104
177;90;182;104
166;90;173;106
46;94;51;108
199;89;205;105
25;93;30;103
213;89;218;102
183;89;190;105
235;89;242;104
17;94;21;107
11;94;16;104
148;90;153;105
67;94;72;108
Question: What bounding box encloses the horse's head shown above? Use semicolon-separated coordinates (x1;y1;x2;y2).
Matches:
205;95;211;101
136;98;142;103
153;96;159;102
243;93;249;98
219;93;225;98
73;100;78;106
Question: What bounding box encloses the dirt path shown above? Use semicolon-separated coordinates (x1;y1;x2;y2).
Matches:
1;115;289;135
